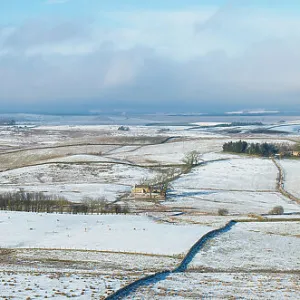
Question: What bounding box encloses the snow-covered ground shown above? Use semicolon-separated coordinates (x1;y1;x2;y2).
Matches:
0;212;212;256
105;138;294;165
280;159;300;198
0;144;118;171
128;272;300;299
0;121;299;299
172;158;277;191
0;163;159;202
0;121;295;154
106;139;209;165
165;191;300;214
0;271;120;299
0;162;157;186
126;220;300;299
162;215;239;227
189;221;300;271
0;125;226;153
8;248;180;274
32;124;227;139
0;247;180;299
44;154;121;163
0;183;130;202
271;123;300;134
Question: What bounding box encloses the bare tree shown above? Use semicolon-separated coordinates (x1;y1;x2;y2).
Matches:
182;151;201;172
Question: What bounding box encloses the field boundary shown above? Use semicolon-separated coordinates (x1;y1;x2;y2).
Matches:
1;247;180;259
0;136;177;156
105;217;300;299
272;158;300;205
105;220;237;299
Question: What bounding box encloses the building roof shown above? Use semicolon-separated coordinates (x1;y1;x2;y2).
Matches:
134;185;150;188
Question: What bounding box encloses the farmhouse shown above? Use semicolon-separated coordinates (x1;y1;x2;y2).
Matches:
275;151;300;158
292;151;300;157
132;184;166;200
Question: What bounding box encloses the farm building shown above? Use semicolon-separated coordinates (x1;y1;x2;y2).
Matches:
275;151;300;158
132;185;166;200
292;151;300;157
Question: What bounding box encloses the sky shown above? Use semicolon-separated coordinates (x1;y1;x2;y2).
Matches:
1;0;300;113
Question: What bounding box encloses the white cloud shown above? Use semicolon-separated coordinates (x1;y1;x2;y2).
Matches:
0;4;300;111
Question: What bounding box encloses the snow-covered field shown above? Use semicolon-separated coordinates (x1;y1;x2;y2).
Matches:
165;191;300;214
172;158;277;191
0;247;181;299
33;124;226;139
0;212;211;255
280;159;300;198
0;125;226;153
45;154;122;163
106;138;294;165
161;215;239;227
0;163;159;201
0;183;130;202
0;144;118;171
189;221;300;271
105;139;226;165
7;248;180;274
0;271;120;299
128;272;300;299
125;220;300;299
108;136;293;166
1;122;300;299
271;123;300;134
0;121;296;151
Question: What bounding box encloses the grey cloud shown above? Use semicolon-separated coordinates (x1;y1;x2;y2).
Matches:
0;13;300;113
3;21;91;51
1;39;300;113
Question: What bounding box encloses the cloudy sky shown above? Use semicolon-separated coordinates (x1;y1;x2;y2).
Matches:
1;0;300;113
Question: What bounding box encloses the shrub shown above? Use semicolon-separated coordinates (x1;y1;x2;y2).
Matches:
268;206;284;215
218;208;229;216
182;151;201;173
118;126;130;131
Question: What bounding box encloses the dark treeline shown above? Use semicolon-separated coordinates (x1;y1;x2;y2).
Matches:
223;140;282;157
0;191;129;214
200;122;263;129
230;122;263;126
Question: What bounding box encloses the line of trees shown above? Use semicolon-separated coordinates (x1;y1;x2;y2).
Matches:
223;140;280;157
0;191;129;214
200;122;263;128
